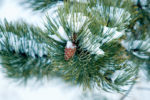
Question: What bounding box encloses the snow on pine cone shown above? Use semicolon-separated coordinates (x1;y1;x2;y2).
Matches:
64;41;76;60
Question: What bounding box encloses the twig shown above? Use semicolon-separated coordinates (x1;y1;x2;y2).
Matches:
120;82;136;100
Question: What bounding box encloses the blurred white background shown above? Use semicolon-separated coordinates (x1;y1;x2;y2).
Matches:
0;0;150;100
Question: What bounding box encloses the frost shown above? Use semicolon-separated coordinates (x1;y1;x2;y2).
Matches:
47;2;64;19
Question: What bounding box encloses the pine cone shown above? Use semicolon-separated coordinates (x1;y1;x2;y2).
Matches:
64;41;76;60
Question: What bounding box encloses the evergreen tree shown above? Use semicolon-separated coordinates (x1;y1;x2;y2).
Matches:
0;0;149;95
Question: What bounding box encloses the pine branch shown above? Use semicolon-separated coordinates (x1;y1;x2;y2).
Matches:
122;0;150;80
0;19;45;43
44;12;138;91
0;20;56;81
0;0;139;92
0;50;53;82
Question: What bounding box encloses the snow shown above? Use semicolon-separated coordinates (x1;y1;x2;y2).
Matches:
49;34;63;42
102;26;124;43
86;42;105;55
121;39;150;59
0;32;48;58
81;26;124;56
132;52;149;59
57;26;69;41
67;13;88;33
92;5;131;26
0;74;83;100
47;2;63;19
0;0;44;27
48;9;125;56
48;12;105;55
66;41;76;49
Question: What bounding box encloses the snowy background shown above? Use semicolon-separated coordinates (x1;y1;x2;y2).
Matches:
0;0;150;100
